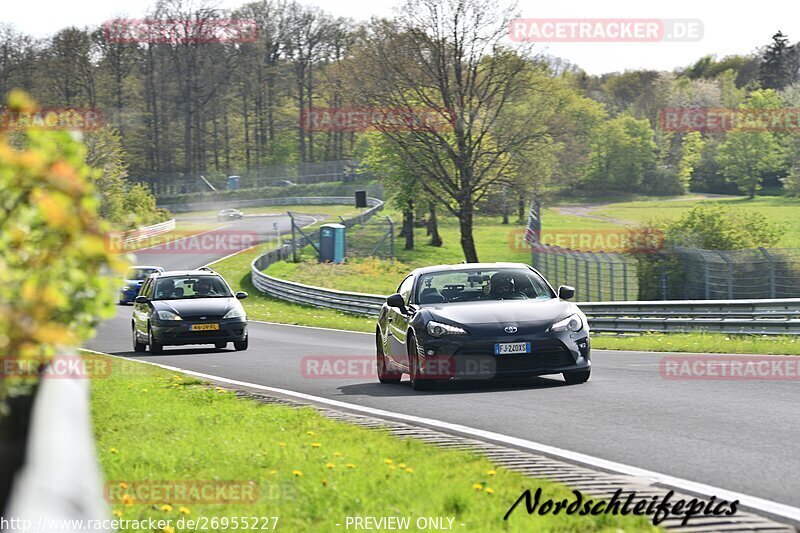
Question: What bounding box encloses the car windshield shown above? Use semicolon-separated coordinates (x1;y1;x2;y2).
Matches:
125;268;159;281
415;268;554;304
153;275;233;300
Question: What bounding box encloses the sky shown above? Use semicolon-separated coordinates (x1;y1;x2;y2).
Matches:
3;0;800;75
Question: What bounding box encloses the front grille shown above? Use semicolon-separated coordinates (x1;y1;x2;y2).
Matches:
456;339;574;371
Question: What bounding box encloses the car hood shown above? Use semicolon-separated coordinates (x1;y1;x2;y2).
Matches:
152;298;239;318
424;299;575;332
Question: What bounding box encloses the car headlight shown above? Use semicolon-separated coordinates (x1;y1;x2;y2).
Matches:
548;314;583;332
426;321;467;337
157;310;182;321
223;307;246;319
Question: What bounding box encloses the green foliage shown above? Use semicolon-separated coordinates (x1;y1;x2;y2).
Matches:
0;91;127;410
677;132;705;191
583;114;657;191
661;203;783;249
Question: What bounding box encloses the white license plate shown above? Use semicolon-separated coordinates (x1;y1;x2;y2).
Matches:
494;342;531;355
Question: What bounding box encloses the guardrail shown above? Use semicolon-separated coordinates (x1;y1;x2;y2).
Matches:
248;272;800;334
162;194;382;213
119;218;176;246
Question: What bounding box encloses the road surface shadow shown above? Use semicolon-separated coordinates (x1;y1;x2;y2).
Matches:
107;347;233;359
337;376;569;397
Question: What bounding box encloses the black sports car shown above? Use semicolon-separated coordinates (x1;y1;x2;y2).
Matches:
132;269;249;354
376;263;591;390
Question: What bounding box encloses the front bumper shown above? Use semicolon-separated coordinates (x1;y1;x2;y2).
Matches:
414;330;590;380
151;319;248;346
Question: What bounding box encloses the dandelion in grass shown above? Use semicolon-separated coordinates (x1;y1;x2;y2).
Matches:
122;494;135;506
163;526;174;533
160;504;173;512
398;463;406;468
486;470;496;476
178;507;190;515
472;483;483;490
292;470;303;477
384;458;393;465
405;467;414;473
310;442;321;448
346;463;356;469
334;451;342;457
118;481;128;489
109;448;118;454
306;431;315;436
325;463;335;469
484;487;494;494
112;510;123;518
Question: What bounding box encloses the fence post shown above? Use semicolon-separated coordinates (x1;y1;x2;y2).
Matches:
759;247;777;299
387;216;395;259
289;212;297;263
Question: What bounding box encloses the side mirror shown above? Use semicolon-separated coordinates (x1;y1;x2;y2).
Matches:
134;295;149;304
386;293;407;313
558;285;575;300
236;291;248;300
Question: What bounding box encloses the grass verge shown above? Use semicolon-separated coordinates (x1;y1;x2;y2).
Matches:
591;332;800;355
91;354;655;532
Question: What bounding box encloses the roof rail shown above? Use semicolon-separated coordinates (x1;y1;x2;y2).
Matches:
197;266;215;272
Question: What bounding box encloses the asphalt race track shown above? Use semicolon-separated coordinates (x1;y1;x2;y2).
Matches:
87;216;800;510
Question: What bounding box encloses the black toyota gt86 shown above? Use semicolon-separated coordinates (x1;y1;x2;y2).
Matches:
376;263;591;390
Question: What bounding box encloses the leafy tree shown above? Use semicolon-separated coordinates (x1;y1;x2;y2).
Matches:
583;114;657;191
717;90;787;198
660;203;783;249
759;31;798;90
677;132;705;191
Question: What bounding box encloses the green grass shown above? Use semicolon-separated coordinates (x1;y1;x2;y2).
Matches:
594;196;800;247
592;332;800;355
90;354;655;532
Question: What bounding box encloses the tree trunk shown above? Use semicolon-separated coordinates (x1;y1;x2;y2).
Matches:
428;202;442;247
459;206;479;262
402;199;414;250
517;197;526;223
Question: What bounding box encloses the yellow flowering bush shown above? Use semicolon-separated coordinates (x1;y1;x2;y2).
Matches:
0;90;126;417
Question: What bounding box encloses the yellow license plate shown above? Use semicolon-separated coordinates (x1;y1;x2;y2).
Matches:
190;324;219;331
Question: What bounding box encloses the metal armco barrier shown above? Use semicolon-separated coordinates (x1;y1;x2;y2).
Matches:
248;268;800;334
120;218;176;245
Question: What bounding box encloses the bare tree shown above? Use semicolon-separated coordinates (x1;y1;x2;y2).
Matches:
350;0;549;262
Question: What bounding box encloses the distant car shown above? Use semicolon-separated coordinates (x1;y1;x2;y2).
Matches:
376;263;591;390
217;208;244;221
271;179;295;187
132;269;249;354
119;266;164;304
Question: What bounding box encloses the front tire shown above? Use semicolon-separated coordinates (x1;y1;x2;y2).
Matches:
563;369;591;385
377;331;401;384
149;326;164;354
132;326;146;353
408;334;434;391
234;336;248;351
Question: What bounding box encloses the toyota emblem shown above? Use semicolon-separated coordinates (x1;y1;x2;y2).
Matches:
504;326;518;334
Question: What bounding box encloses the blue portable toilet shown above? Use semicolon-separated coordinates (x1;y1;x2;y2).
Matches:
319;223;346;263
227;175;241;190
